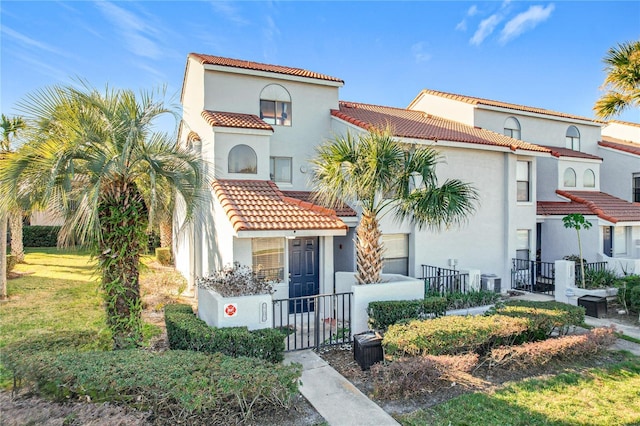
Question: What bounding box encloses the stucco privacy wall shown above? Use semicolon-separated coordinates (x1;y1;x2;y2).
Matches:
474;109;601;151
202;69;340;190
598;147;639;202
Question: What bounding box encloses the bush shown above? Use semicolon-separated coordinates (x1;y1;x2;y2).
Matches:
486;301;584;339
22;226;60;247
488;327;617;369
616;275;640;312
584;267;619;289
4;349;301;423
5;254;16;274
630;285;640;313
197;262;273;297
371;353;479;399
491;300;585;330
427;290;501;310
367;297;447;330
155;247;172;266
164;304;285;363
383;315;531;357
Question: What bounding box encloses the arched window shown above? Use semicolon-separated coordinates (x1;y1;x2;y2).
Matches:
584;169;595;188
260;84;292;126
563;168;576;187
228;144;257;174
504;117;521;139
565;126;580;151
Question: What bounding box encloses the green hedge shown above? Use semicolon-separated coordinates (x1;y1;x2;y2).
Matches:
489;300;585;330
617;275;640;312
23;226;60;247
383;314;531;357
3;349;301;423
164;304;285;363
367;297;447;331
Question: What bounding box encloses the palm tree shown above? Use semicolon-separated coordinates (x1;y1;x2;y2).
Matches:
312;128;478;284
1;114;27;263
594;40;640;119
0;84;205;348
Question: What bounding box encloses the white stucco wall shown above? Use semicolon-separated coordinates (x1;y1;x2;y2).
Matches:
602;122;640;142
556;158;601;192
598;147;639;202
539;216;600;263
408;92;476;126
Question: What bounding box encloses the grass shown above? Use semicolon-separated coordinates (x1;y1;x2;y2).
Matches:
399;353;640;426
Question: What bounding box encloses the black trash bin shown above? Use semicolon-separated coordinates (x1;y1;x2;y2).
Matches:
353;332;383;370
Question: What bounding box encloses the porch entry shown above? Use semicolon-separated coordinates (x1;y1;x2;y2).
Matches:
603;226;613;257
288;237;319;313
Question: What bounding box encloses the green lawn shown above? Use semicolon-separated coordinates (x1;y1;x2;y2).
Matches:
399;354;640;426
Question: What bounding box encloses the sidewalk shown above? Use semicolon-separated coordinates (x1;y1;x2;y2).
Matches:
284;350;399;426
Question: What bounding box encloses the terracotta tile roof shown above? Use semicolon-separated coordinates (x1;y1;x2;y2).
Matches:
538;190;640;223
608;120;640;128
212;179;348;233
539;145;602;161
201;110;273;131
332;101;551;153
189;53;344;84
186;131;201;143
281;191;357;217
415;89;595;123
599;136;640;156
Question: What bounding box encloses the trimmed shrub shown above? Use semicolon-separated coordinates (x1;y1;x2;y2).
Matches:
490;300;585;330
616;275;640;312
371;353;479;398
629;285;640;313
22;226;60;247
486;304;582;339
5;254;17;274
427;289;501;310
383;315;530;357
367;297;447;330
155;247;172;266
488;327;617;369
5;349;301;423
164;304;285;363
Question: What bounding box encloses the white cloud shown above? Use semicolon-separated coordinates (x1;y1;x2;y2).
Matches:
411;42;432;63
2;26;70;57
470;14;503;45
455;4;479;31
467;5;479;16
499;4;555;44
210;0;249;26
94;1;162;60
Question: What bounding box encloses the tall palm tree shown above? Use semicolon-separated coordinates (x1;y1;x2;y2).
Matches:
594;40;640;119
312;128;478;284
1;114;27;263
0;84;205;348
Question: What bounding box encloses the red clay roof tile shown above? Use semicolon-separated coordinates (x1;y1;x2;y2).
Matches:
415;89;595;122
281;191;357;217
201;110;273;131
190;53;344;84
332;101;550;153
599;136;640;156
538;190;640;223
539;145;602;161
213;179;348;233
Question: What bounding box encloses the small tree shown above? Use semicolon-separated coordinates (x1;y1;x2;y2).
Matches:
562;214;592;288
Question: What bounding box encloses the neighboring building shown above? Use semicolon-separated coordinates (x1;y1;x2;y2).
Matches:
175;53;640;302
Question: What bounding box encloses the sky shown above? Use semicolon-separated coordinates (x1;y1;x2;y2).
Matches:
1;0;639;136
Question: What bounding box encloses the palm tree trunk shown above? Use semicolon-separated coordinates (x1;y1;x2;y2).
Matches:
1;211;7;299
97;183;147;349
9;209;24;263
159;217;172;248
355;211;384;284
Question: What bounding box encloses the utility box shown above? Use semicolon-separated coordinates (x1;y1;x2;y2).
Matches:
578;295;607;318
481;274;502;293
353;332;383;370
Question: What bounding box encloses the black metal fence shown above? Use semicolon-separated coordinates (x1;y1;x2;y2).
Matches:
511;258;555;295
273;292;352;351
420;264;470;294
575;261;609;286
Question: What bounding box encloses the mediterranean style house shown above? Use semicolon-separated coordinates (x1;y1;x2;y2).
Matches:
174;53;640;302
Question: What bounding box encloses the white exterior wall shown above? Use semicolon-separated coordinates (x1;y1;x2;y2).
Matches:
536;157;560;201
408;93;476;126
598;147;639;202
602;122;640;142
214;131;271;180
556;158;601;192
539;216;600;262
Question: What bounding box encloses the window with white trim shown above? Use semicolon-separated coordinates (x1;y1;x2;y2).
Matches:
517;161;530;202
614;227;628;256
516;229;530;261
565;126;580;151
270;157;292;183
504;117;521;139
381;234;409;276
260;84;291;126
584;169;595;188
228;144;257;174
563;168;576;187
252;238;285;282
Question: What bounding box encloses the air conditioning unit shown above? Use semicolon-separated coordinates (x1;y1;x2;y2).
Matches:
481;274;502;293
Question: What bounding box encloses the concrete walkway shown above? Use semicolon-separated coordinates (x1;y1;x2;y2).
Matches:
284;350;399;426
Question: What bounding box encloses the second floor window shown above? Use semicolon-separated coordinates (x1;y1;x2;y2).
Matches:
270;157;292;183
504;117;521;139
584;169;595;188
517;161;530;202
228;144;257;174
565;126;580;151
260;84;291;126
563;168;576;187
634;174;640;202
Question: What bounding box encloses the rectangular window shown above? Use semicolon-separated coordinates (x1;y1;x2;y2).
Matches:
516;161;530;202
260;100;291;126
381;234;409;275
270;157;292;183
252;238;285;282
633;174;640;203
516;229;530;262
613;227;628;256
